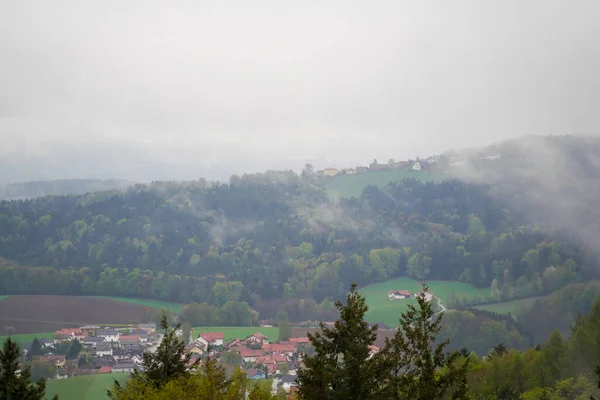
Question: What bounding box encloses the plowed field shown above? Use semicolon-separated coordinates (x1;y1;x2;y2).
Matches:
0;295;149;335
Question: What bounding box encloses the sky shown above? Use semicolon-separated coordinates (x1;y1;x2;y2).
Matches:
1;0;599;182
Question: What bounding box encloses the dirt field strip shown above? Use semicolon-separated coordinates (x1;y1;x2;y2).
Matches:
0;295;152;334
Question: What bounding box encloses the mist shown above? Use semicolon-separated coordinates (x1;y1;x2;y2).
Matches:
1;0;599;183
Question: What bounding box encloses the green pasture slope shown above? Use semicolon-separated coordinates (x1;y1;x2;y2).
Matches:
0;295;7;301
0;332;54;347
360;276;490;327
473;296;547;315
45;373;128;400
91;296;183;312
192;326;279;342
323;169;445;199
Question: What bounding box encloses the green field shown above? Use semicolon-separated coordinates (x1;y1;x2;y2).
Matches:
323;169;445;199
91;296;183;312
473;296;547;315
360;276;491;327
0;295;7;301
0;332;54;347
45;373;128;400
192;326;279;342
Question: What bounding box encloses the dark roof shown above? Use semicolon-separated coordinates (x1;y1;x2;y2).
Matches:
96;343;112;351
281;375;297;384
40;338;53;344
120;340;139;346
83;336;106;343
113;362;136;370
98;328;119;336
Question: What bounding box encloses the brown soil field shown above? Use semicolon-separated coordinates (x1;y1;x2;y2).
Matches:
291;327;395;348
0;295;150;335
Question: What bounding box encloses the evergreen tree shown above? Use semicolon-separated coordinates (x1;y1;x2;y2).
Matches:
297;283;381;400
278;320;292;342
28;339;42;361
0;336;57;400
376;285;470;400
108;314;196;398
66;339;82;360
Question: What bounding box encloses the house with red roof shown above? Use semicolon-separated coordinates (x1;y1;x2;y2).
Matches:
262;343;295;357
98;366;112;374
239;349;264;363
245;332;269;345
289;337;310;345
198;332;224;347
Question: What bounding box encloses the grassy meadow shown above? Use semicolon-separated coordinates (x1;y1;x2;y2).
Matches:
323;169;445;199
91;296;184;312
360;276;490;327
45;373;128;400
0;332;55;347
192;326;279;342
0;295;7;301
473;296;546;315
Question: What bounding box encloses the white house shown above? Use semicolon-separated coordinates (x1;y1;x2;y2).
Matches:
112;362;136;373
245;332;269;345
98;328;119;343
95;342;113;357
412;161;422;171
388;290;412;300
197;332;224;347
281;375;298;392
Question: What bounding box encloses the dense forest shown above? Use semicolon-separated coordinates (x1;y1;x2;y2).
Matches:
0;178;134;200
1;136;600;353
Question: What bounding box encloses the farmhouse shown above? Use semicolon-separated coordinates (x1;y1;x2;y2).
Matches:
281;375;298;392
388;290;412;300
112;362;136;373
98;328;119;343
96;342;113;357
185;340;207;355
83;336;106;348
239;349;264;363
198;332;224;347
412;161;422;171
323;168;338;176
245;332;269;345
38;355;66;368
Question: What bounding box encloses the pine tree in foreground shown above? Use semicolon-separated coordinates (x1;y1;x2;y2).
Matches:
375;285;471;400
0;336;57;400
297;283;380;400
108;314;196;398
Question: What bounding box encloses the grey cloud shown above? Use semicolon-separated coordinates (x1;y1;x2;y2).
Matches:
1;0;599;183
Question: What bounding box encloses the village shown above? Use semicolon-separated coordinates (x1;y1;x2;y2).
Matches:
21;322;370;396
315;157;441;177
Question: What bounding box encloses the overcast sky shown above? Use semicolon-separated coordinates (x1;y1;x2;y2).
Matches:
1;0;599;182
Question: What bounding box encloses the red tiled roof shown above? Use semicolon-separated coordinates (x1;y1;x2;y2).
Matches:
98;366;112;373
240;349;264;358
119;335;140;342
39;355;66;362
249;332;268;339
262;343;295;353
289;337;310;344
199;332;224;341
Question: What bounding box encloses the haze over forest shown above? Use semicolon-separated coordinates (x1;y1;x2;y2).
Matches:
2;0;600;183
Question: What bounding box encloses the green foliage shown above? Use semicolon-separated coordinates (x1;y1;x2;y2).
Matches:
108;314;193;398
0;336;56;400
377;285;470;399
297;284;380;400
278;320;291;342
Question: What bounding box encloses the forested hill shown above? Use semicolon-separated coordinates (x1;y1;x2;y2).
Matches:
1;136;600;330
0;178;134;200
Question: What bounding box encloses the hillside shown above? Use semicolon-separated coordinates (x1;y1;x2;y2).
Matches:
0;178;134;200
0;135;599;339
322;168;444;199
